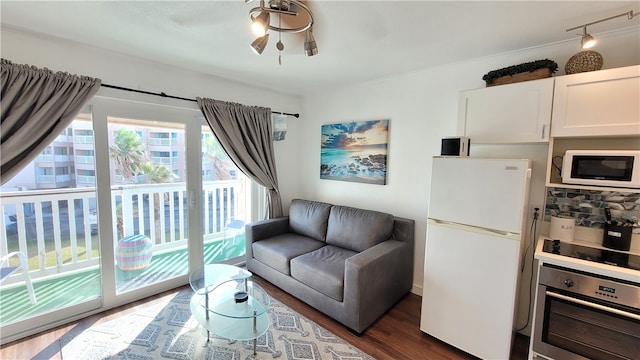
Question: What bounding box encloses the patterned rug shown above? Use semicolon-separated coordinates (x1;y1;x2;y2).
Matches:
59;289;374;360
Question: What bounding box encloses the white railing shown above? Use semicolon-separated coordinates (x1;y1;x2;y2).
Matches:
0;180;243;284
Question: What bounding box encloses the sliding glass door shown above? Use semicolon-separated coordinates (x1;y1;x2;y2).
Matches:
105;117;190;295
0;108;103;340
0;91;255;342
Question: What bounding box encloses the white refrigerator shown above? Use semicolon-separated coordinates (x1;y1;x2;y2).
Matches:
420;157;531;359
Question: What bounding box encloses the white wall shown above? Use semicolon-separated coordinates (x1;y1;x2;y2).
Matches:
0;26;304;204
298;27;640;334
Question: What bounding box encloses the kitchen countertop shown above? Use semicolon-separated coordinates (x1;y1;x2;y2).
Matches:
534;236;640;283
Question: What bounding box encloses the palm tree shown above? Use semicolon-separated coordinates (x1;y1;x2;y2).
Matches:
204;137;236;180
140;162;174;241
109;129;147;184
109;129;147;238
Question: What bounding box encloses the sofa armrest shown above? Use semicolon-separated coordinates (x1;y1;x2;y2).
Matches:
343;237;413;333
245;217;290;260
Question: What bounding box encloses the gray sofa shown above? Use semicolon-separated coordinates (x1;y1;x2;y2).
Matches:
245;199;415;334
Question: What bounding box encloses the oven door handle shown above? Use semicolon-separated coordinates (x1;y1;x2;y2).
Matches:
546;291;640;321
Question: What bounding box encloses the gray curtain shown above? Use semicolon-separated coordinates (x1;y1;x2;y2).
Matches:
1;59;101;184
197;98;283;218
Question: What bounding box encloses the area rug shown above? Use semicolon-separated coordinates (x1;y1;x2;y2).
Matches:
59;289;374;360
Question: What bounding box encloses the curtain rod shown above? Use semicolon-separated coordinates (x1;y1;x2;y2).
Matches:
101;83;300;118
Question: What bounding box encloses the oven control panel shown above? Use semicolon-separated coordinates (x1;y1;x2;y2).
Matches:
539;264;640;309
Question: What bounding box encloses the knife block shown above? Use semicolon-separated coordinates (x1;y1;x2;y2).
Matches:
602;224;632;251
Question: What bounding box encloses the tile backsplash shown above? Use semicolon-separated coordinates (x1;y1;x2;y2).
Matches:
545;187;640;234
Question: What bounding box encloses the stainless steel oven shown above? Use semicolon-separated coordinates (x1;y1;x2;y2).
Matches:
533;264;640;360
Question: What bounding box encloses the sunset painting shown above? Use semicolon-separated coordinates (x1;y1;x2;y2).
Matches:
320;120;389;185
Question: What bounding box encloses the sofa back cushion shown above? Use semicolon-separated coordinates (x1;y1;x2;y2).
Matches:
288;199;332;241
326;205;394;252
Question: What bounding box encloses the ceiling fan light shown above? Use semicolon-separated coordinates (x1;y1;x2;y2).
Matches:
304;28;318;56
581;34;596;49
251;34;269;55
251;11;270;37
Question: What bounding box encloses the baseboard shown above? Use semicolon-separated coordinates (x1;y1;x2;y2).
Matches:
411;283;422;296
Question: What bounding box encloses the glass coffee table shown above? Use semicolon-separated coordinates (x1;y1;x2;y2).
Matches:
189;264;270;355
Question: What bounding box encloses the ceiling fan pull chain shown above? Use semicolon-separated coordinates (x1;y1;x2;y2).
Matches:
277;13;284;65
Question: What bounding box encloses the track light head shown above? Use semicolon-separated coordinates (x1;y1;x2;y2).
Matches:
251;11;270;37
251;34;270;55
304;28;318;56
580;27;596;49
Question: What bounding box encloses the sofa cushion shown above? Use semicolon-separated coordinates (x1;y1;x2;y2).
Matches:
325;205;394;252
252;233;326;275
290;245;357;301
288;199;332;241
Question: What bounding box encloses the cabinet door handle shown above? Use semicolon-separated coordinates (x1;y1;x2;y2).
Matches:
541;124;546;139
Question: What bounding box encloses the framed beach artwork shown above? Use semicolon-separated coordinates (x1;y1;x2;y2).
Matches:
320;119;389;185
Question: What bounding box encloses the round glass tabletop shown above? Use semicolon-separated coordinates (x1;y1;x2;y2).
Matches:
189;264;252;295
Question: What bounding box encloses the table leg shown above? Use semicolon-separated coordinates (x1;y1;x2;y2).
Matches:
205;291;209;320
205;291;210;342
253;309;257;355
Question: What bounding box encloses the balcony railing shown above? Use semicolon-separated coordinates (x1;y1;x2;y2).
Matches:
76;175;96;184
0;180;243;285
36;175;54;183
74;136;94;144
148;138;178;146
149;157;172;165
36;155;54;162
75;155;95;164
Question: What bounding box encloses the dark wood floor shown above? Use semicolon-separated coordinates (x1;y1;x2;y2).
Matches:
1;274;529;359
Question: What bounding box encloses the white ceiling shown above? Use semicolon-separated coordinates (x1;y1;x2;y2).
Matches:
1;1;639;96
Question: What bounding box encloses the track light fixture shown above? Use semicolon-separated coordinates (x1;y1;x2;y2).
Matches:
247;0;317;64
566;10;638;49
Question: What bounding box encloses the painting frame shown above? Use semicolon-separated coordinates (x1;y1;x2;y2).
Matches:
320;119;389;185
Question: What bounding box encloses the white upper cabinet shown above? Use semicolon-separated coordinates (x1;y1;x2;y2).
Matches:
551;65;640;137
457;77;554;144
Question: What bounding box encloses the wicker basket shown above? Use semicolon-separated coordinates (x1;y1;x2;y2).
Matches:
487;68;552;87
565;50;603;74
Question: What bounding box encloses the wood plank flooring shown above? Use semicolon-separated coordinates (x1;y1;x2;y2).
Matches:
0;274;529;359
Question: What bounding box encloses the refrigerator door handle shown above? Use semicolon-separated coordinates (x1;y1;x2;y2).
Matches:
428;219;521;241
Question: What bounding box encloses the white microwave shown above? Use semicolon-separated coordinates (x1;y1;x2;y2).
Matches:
562;150;640;188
